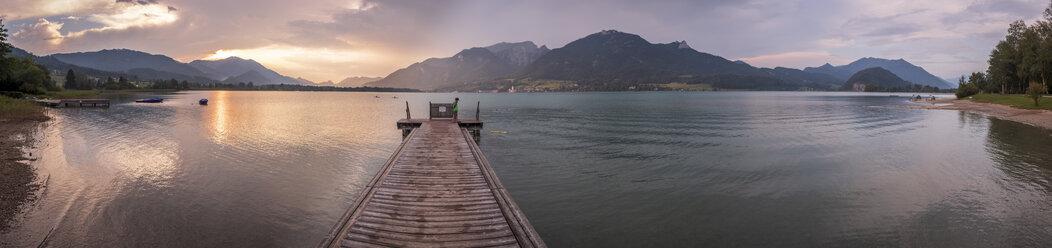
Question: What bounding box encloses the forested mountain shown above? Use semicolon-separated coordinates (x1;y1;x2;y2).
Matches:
838;67;913;91
366;43;539;90
51;49;209;79
32;49;301;85
367;48;516;90
484;41;550;67
508;30;840;90
805;58;952;88
8;47;128;79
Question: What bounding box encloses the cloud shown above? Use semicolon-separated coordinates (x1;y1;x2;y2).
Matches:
738;51;849;69
815;38;855;48
86;3;177;30
0;0;111;20
11;18;65;53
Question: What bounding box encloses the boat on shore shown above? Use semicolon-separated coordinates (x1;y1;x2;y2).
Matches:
135;98;163;103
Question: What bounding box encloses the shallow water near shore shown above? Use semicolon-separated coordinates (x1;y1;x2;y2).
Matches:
2;91;1051;247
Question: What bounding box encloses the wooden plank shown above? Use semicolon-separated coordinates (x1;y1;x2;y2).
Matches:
321;120;545;248
348;226;514;243
345;233;518;247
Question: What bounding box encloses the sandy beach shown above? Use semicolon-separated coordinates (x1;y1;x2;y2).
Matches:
892;98;1052;130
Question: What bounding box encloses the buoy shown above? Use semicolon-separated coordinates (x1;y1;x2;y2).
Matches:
490;131;507;134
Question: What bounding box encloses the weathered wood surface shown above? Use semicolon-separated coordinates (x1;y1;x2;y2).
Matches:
321;120;544;248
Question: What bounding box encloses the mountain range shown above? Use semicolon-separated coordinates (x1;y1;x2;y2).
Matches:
804;57;953;89
10;30;952;91
368;30;845;91
513;30;844;90
362;30;951;91
10;48;318;85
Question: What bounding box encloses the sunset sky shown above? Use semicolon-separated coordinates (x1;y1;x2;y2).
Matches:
2;0;1047;83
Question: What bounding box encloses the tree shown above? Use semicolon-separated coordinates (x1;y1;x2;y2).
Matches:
969;72;994;94
0;19;11;57
66;69;78;90
1028;82;1046;106
957;75;980;99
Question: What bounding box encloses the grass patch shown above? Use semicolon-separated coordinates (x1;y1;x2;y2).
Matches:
0;96;47;121
969;94;1052;110
39;90;102;99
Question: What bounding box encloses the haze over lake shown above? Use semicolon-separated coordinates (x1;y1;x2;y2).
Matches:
3;91;1050;247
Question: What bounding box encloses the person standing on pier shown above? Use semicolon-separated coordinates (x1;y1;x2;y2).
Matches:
453;97;459;121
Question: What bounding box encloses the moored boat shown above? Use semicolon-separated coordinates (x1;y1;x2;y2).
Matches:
135;98;163;103
199;99;208;105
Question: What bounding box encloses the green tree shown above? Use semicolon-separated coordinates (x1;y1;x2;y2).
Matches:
0;19;11;56
969;72;995;93
957;75;980;99
0;20;54;94
65;69;78;90
987;41;1016;94
1028;82;1046;106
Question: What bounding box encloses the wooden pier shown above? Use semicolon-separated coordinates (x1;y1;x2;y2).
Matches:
320;103;544;247
35;99;111;107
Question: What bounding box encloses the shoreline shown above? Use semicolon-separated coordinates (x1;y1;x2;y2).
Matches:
0;118;44;233
891;98;1052;130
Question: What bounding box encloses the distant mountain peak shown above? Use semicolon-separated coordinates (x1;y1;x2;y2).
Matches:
675;40;691;49
210;56;251;62
481;41;550;68
189;56;300;85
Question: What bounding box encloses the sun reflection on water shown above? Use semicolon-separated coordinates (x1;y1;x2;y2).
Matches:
210;91;229;144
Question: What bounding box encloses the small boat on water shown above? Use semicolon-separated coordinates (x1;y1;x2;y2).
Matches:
35;99;61;107
135;98;163;103
199;99;208;105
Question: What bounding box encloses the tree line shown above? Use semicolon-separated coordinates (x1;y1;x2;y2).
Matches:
959;1;1052;97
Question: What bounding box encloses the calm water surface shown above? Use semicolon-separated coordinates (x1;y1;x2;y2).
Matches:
2;91;1051;247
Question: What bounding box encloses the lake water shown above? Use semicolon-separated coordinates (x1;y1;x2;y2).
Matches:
2;91;1051;247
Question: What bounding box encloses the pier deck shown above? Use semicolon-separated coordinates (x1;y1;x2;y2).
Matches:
35;99;111;107
321;120;545;248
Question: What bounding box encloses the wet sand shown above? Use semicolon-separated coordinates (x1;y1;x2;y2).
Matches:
892;98;1052;130
0;118;45;232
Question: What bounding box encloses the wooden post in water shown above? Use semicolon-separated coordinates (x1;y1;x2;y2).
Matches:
476;101;480;120
405;101;411;119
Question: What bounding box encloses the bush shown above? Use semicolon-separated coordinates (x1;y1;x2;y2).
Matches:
1027;82;1046;106
0;91;24;98
956;82;980;99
